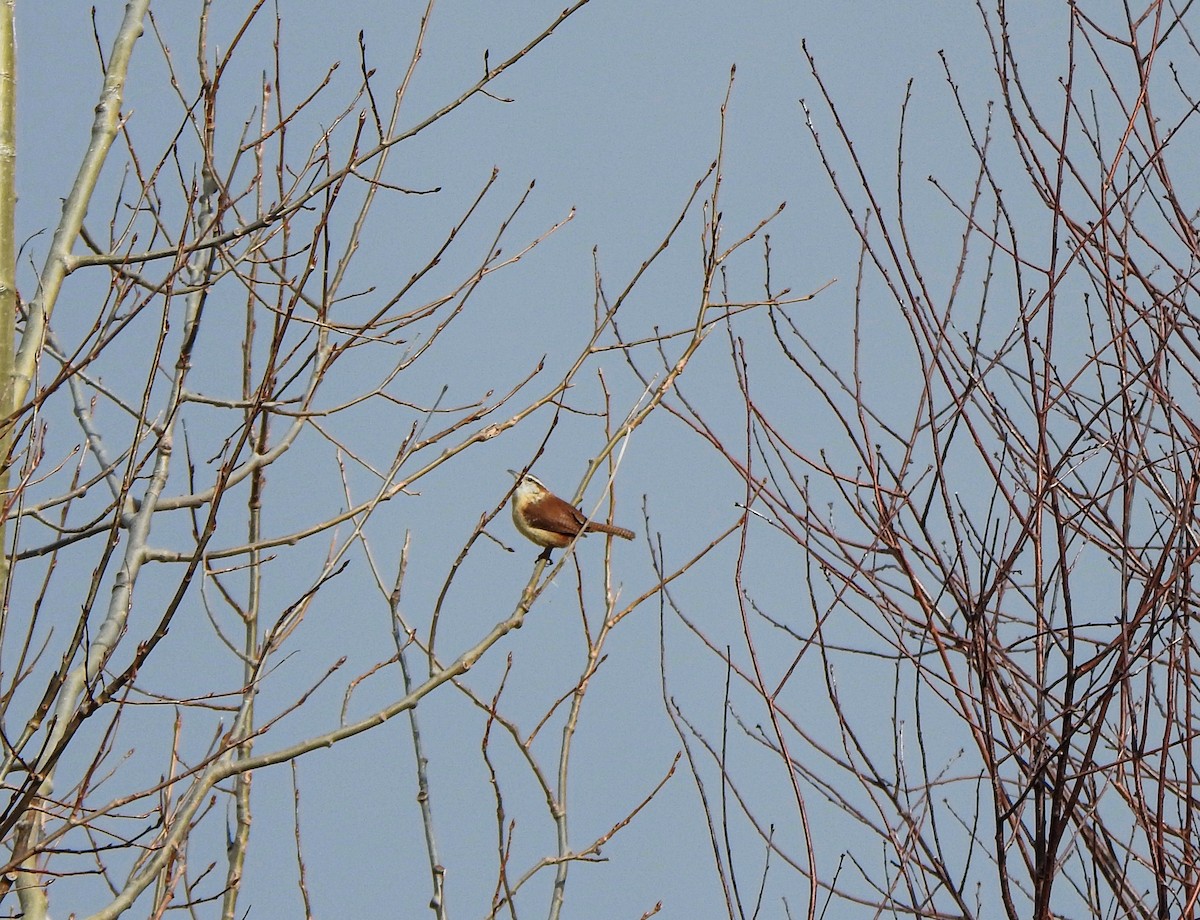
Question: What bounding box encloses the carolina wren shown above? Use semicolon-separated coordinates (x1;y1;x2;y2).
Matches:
507;469;635;561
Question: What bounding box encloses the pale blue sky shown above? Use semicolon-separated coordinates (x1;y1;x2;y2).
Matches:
8;3;1089;917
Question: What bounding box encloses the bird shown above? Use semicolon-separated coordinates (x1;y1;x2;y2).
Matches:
507;469;635;562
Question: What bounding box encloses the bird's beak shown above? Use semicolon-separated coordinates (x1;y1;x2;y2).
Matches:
507;469;519;479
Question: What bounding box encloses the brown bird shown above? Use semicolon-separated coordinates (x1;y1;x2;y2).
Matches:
507;469;635;562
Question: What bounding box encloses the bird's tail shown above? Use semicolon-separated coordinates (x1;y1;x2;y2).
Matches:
585;522;635;540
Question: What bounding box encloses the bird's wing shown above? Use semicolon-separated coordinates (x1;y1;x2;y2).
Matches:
522;502;586;537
